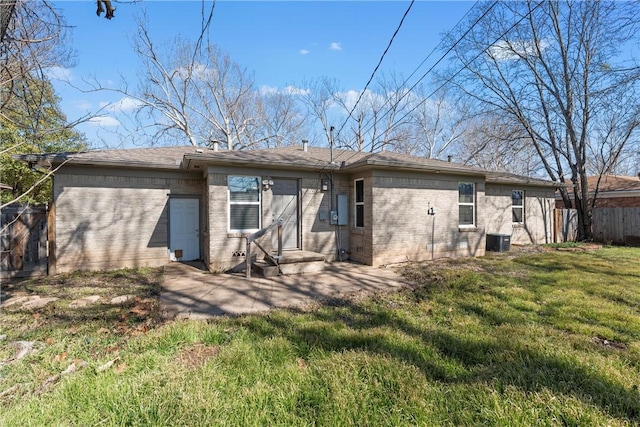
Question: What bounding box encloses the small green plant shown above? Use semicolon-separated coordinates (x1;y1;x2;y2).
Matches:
545;241;584;249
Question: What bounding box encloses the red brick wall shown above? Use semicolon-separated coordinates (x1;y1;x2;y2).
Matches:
556;196;640;209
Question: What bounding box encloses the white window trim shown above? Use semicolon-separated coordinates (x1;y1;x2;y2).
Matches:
228;175;261;233
512;189;525;224
459;182;475;228
354;178;364;228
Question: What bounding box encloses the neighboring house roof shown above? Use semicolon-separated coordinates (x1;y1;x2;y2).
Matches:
14;145;557;187
588;175;640;194
556;175;640;200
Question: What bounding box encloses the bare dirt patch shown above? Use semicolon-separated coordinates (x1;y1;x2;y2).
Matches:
175;344;221;369
593;336;628;351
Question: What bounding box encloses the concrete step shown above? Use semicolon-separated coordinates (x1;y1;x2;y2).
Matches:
252;261;280;278
252;251;326;277
279;259;325;275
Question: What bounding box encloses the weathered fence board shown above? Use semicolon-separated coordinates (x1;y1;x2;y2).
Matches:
593;207;640;245
1;204;49;278
554;207;640;245
554;209;578;243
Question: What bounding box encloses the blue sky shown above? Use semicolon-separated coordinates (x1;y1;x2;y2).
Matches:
50;1;474;148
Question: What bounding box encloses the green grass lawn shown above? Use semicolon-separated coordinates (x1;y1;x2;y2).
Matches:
1;247;639;426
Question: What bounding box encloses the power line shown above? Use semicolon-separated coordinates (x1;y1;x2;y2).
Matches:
334;0;480;145
333;0;415;143
349;0;500;155
331;0;500;168
366;0;545;156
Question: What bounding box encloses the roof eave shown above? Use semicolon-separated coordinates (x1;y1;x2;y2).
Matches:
183;153;341;171
486;178;559;188
13;153;183;171
341;158;486;176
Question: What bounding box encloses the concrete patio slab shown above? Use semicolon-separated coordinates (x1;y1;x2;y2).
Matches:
161;262;409;319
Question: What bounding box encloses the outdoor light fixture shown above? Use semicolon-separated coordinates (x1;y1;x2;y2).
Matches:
262;177;274;190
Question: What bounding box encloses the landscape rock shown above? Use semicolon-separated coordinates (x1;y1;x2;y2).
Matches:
21;297;59;310
2;295;40;308
110;295;134;304
69;295;101;308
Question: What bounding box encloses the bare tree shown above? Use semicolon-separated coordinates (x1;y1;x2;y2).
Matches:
456;114;543;176
448;0;640;240
1;1;72;117
92;6;301;150
396;85;470;159
313;73;412;153
298;77;341;148
0;1;16;43
258;88;308;148
0;1;88;207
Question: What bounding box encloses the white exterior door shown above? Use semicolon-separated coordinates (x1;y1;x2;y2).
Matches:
271;179;299;250
169;198;200;261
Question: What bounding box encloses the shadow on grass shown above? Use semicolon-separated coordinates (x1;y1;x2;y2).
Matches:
239;291;640;422
2;268;165;337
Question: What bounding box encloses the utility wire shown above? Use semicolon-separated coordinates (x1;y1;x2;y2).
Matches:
363;0;545;156
343;0;500;156
333;0;415;143
334;0;480;144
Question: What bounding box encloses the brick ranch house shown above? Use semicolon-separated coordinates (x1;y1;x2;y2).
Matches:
18;144;557;274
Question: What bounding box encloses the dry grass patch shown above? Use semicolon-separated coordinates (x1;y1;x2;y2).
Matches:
175;344;221;369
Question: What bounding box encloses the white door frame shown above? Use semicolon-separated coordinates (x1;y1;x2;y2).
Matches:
168;197;200;261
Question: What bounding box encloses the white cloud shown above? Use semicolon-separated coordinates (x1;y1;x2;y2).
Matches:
488;39;548;61
259;85;279;95
75;100;93;110
104;97;145;113
45;66;73;81
175;63;213;80
283;85;310;96
299;49;309;55
88;116;121;127
330;42;342;51
259;85;310;96
336;89;384;110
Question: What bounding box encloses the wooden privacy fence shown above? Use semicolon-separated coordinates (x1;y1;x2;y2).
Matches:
554;209;578;243
592;207;640;245
1;204;50;279
554;207;640;245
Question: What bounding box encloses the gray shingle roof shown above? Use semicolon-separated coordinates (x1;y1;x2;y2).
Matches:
15;146;197;169
184;146;489;176
486;171;558;187
15;144;558;187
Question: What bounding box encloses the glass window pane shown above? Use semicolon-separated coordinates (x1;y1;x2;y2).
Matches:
512;190;523;206
459;205;474;225
230;205;260;230
513;207;523;223
355;180;364;203
356;205;364;228
229;176;260;202
459;183;474;203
